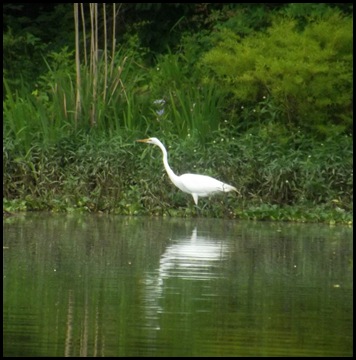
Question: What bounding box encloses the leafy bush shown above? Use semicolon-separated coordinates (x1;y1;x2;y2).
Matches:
202;13;353;137
3;28;48;88
3;4;74;87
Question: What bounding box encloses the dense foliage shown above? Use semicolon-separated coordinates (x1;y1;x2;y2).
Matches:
3;4;353;223
202;14;353;136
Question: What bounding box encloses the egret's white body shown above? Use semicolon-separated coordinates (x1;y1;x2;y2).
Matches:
136;137;237;205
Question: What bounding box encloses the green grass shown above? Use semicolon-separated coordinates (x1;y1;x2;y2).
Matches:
3;129;353;224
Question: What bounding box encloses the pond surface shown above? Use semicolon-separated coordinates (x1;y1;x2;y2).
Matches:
3;214;353;356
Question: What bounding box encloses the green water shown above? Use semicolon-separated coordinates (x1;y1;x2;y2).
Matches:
3;214;353;356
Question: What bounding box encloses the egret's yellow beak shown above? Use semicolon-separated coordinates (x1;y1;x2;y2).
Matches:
136;138;150;143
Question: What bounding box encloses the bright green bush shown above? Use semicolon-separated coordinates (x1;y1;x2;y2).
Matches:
202;13;353;137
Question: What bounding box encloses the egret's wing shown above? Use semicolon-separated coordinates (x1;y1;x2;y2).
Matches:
179;174;226;196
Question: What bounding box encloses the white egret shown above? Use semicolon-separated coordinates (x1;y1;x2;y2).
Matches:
136;137;238;205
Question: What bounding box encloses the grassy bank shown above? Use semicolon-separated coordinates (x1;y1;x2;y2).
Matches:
3;130;352;224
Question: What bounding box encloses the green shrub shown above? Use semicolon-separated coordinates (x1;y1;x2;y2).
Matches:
3;28;47;87
202;13;353;137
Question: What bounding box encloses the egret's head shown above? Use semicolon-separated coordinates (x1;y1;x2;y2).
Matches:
136;137;160;146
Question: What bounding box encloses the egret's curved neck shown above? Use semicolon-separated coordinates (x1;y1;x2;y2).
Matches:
155;141;180;186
